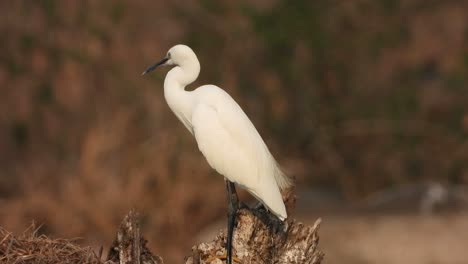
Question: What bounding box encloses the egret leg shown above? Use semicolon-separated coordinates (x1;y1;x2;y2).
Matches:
225;180;239;264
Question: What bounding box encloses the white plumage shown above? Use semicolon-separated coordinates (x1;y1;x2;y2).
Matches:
146;44;292;220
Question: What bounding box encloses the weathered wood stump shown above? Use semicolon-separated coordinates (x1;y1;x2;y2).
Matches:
186;208;323;264
106;208;323;264
106;210;163;264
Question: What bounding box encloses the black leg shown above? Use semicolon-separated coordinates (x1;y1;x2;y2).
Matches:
225;180;239;264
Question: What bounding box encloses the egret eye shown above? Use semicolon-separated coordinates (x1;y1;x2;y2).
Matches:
167;52;171;58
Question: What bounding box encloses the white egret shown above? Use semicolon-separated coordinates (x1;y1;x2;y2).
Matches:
142;44;292;264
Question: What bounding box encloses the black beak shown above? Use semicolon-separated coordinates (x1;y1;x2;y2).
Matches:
141;57;169;75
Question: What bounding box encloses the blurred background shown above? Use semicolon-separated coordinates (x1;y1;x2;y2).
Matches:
1;0;468;263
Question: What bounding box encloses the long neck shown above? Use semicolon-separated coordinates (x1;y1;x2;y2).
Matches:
163;60;200;133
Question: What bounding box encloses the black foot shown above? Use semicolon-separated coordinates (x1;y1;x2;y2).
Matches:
252;201;267;211
269;214;285;234
250;205;286;234
239;201;249;210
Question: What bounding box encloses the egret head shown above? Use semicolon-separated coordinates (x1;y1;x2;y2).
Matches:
142;44;198;75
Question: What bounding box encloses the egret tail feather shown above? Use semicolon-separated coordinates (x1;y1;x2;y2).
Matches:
273;161;293;191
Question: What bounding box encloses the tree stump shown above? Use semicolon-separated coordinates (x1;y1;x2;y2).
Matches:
106;210;164;264
186;208;323;264
106;209;323;264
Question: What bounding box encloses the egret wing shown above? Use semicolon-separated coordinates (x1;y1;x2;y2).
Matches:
191;103;254;186
191;98;287;219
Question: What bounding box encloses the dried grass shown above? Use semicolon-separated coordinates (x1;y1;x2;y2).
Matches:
0;225;102;264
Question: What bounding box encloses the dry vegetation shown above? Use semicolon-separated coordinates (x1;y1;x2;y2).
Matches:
0;0;467;263
0;225;101;264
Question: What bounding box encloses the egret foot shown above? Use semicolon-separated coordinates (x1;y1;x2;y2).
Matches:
205;254;242;263
252;201;266;211
269;214;286;234
251;204;286;234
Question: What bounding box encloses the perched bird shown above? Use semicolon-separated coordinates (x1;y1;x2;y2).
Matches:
142;44;292;264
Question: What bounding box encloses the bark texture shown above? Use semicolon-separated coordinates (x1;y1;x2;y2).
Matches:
185;208;323;264
106;210;164;264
